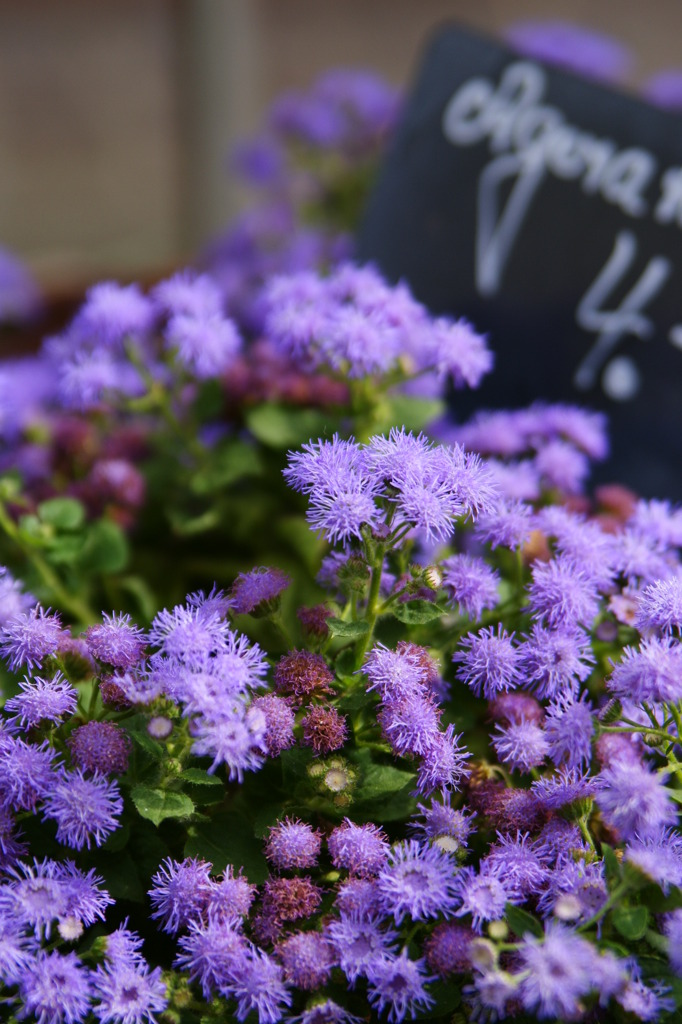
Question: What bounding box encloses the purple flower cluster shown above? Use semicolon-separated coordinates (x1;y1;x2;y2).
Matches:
284;428;498;546
264;262;493;388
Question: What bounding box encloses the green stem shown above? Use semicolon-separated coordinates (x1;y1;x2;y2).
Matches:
0;502;96;624
577;881;629;934
353;542;385;669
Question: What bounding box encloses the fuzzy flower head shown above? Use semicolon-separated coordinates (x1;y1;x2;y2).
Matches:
528;556;601;630
19;949;92;1024
376;839;459;924
366;948;435;1024
453;625;522;700
277;931;336;990
84;612;146;669
265;818;322;871
41;768;123;850
492;718;549;774
519;623;595;700
441;553;500;619
328;819;390;877
516;921;611;1019
544;692;595;770
229;566;291;615
635;576;682;635
595;757;677;841
0;605;65;672
3;671;77;731
607;636;682;704
165;310;241;379
149;857;214;934
68;721;132;776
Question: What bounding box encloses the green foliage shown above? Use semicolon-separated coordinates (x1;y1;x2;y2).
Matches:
130;786;195;827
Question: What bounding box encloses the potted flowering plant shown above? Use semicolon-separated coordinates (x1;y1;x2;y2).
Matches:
0;67;682;1024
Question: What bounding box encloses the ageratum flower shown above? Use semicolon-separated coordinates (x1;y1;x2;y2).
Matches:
607;637;682;703
528;555;601;629
518;623;595;700
83;612;146;669
174;917;248;999
635;576;682;635
441;553;500;618
92;959;168;1024
544;692;595;769
230;946;293;1024
366;948;434;1023
19;949;92;1024
68;722;132;776
454;625;522;700
328;819;390;877
265;818;322;871
41;768;123;850
165;310;242;379
3;671;77;731
229;566;291;615
376;840;459;924
595;758;677;841
327;913;399;984
0;605;66;672
0;736;61;812
492;719;549;774
149;857;213;935
453;866;514;932
278;931;336;989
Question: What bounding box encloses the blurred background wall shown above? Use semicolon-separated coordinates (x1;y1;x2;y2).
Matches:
1;0;681;292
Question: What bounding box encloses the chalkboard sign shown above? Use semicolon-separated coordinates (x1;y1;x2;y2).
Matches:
357;24;682;499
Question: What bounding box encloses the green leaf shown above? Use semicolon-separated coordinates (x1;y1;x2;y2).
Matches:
612;905;649;940
95;851;144;902
391;599;444;625
414;979;461;1018
379;395;445;434
166;506;220;536
44;535;85;565
355;761;415;803
76;519;128;573
180;769;225;788
190;440;263;495
125;717;165;760
38;496;85;530
130;785;195;826
245;402;339;448
601;843;622;885
185;813;268;881
505;903;543;938
328;618;369;639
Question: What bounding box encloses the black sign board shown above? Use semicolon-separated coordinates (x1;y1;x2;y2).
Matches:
357;24;682;499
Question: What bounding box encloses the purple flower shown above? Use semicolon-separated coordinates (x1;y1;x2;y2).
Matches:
441;554;499;618
528;556;601;629
289;1000;362;1024
0;915;36;984
68;721;132;776
505;20;633;83
84;612;146;669
152;269;223;318
416;725;471;796
0;736;60;811
174;916;248;998
250;695;296;757
379;692;441;757
274;649;334;698
531;766;596;809
492;719;548;773
453;865;513;932
328;819;390;877
536;856;607;922
377;840;459;924
643;70;682;110
516;921;608;1019
424;922;473;977
230;946;292;1024
3;671;77;730
265;817;322;870
148;604;232;668
411;799;474;854
71;280;156;348
165;311;241;379
544;692;594;769
1;605;65;672
625;830;682;893
364;641;427;700
1;858;75;938
41;768;123;850
473;498;534;550
229;567;291;615
19;949;92;1024
595;758;677;840
635;576;682;634
483;832;549;900
92;959;167;1024
327;913;398;984
300;705;347;755
366;948;434;1023
277;931;336;989
419;316;493;388
334;877;381;919
454;625;522;700
664;909;682;975
208;866;256;921
189;701;266;780
0;566;35;626
518;624;595;700
149;857;213;934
